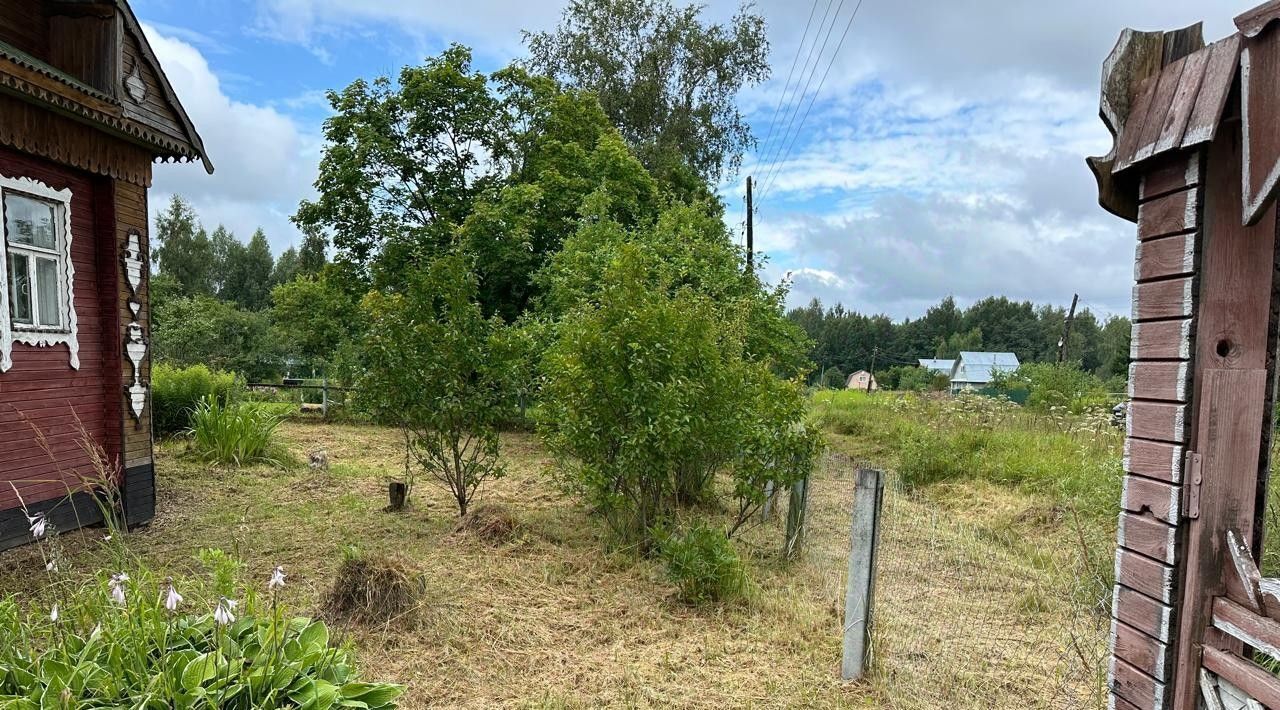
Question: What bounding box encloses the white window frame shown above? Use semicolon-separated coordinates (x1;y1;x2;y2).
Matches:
0;174;78;373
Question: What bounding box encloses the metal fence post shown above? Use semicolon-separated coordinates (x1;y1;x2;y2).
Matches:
842;467;885;681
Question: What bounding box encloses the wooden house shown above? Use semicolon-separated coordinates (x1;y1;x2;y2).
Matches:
1089;1;1280;707
0;1;210;549
844;370;877;392
947;351;1018;394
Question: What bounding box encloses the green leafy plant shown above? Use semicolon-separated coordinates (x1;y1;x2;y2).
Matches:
189;395;284;466
354;254;510;516
152;364;240;437
659;524;748;605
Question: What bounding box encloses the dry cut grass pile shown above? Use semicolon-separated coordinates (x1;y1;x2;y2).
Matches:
0;419;1110;709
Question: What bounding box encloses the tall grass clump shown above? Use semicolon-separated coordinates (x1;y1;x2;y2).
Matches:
189;395;284;466
659;523;748;605
152;363;240;437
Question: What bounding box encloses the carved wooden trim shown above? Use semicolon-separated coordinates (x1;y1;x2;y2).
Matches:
0;173;77;372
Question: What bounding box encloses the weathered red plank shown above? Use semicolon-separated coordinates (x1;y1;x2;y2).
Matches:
1135;233;1195;282
1116;548;1176;604
1111;694;1142;710
1213;596;1280;661
1140;155;1199;202
1124;438;1183;483
1122;57;1188;170
1133;278;1194;321
1115;584;1175;641
1242;30;1280;225
1115;75;1160;175
1137;189;1196;240
1121;476;1180;524
1127;401;1186;444
1119;511;1178;564
1127;361;1189;403
1236;0;1280;37
1154;48;1210;155
1114;618;1172;682
1111;656;1164;710
1202;646;1280;708
1130;319;1192;361
1183;35;1241;148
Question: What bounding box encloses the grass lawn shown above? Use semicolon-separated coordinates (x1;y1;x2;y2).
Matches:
0;405;1114;708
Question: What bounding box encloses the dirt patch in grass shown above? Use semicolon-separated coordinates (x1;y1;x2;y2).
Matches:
0;420;1107;708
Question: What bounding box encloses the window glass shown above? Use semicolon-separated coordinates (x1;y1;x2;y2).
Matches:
5;193;56;250
8;252;30;325
35;257;59;327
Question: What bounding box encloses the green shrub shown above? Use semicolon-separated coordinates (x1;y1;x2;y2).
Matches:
152;364;240;437
190;395;284;466
660;524;748;604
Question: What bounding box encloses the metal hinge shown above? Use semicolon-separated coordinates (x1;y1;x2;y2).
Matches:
1183;451;1203;519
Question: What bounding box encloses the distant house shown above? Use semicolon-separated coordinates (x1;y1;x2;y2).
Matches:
949;352;1020;393
918;358;955;375
845;370;878;392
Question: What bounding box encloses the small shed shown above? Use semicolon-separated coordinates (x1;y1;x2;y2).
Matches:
948;351;1019;393
918;358;955;375
0;1;211;549
845;370;877;392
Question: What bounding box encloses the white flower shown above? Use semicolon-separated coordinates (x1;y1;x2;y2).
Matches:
45;559;58;573
162;581;183;612
268;566;286;591
49;604;58;623
108;573;128;606
27;513;46;539
213;598;237;625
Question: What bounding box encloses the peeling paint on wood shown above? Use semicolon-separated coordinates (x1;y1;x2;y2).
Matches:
1120;512;1178;563
1121;476;1182;523
1131;319;1193;361
1133;278;1195;321
1135;233;1197;282
1124;438;1184;483
1114;584;1175;641
1127;361;1190;402
1127;401;1187;444
1138;189;1197;240
1116;548;1177;604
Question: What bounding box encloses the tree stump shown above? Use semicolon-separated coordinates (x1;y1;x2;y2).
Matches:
386;481;408;512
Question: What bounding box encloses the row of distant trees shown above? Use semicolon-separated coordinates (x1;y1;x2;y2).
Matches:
788;295;1132;389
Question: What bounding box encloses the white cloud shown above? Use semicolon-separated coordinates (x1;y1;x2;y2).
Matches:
144;24;318;255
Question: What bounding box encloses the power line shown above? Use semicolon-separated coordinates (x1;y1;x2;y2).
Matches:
754;0;821;173
759;0;868;204
753;0;842;194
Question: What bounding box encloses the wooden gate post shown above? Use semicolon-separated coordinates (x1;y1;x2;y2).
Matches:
1090;4;1280;708
842;467;884;681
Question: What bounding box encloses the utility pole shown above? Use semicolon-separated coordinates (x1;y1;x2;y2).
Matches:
1057;293;1079;363
745;175;754;273
866;346;877;393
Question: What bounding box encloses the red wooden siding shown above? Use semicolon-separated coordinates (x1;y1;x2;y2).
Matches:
1112;150;1202;710
0;146;117;510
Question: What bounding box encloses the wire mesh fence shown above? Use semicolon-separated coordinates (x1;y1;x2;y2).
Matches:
800;456;1111;709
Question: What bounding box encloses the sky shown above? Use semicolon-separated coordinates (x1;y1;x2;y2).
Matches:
131;0;1260;321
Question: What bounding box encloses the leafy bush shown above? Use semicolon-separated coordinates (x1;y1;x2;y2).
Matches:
0;542;401;708
152;364;240;437
190;395;284;466
660;524;748;604
1003;362;1110;414
354;254;509;516
153;294;285;381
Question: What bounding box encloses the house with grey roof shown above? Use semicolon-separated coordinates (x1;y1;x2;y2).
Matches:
918;358;955;375
949;351;1020;393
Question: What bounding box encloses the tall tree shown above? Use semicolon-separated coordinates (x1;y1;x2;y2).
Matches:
223;229;275;310
297;228;328;277
272;247;301;286
524;0;769;187
294;44;502;286
153;195;213;296
208;224;240;298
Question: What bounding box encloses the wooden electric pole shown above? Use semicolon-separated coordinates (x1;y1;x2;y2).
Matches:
746;175;754;273
1057;293;1079;363
866;346;878;393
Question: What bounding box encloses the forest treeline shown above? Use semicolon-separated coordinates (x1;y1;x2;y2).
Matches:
787;296;1131;388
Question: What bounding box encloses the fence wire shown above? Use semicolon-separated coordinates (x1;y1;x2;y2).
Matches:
801;457;1111;709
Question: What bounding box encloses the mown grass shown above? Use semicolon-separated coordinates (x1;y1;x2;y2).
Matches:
0;398;1120;708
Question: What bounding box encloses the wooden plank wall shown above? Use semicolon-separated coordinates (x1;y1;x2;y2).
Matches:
1111;150;1204;710
0;146;112;512
115;180;151;471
